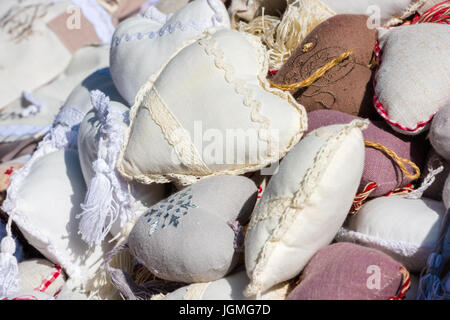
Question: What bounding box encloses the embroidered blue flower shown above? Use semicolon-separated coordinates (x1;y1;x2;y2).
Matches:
144;187;197;236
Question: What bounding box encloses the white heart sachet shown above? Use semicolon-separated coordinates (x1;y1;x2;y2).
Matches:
0;69;120;298
336;196;450;271
2;149;113;294
373;23;450;135
110;0;230;106
117;28;307;186
244;120;368;297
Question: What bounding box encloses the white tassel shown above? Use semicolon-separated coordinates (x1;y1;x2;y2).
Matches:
77;90;134;246
0;218;19;298
77;159;118;246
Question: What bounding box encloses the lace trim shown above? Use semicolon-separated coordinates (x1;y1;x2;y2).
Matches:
335;227;435;269
144;88;211;175
245;120;369;297
0;104;88;291
246;197;291;227
198;34;275;157
117;30;307;186
54;106;85;128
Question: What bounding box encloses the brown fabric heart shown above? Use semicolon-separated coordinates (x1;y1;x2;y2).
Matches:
272;14;379;118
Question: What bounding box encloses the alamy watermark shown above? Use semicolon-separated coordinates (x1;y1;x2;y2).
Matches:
168;121;280;175
367;265;382;290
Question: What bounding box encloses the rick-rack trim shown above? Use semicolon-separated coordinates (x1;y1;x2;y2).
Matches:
244;119;369;297
116;29;307;187
0;105;88;295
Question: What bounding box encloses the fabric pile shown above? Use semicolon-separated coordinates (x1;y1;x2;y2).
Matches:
0;0;448;300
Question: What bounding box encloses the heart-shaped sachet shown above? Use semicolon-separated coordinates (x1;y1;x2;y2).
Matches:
110;0;230;106
127;175;257;283
336;196;449;271
373;23;450;135
245;120;368;297
117;28;307;186
271;14;377;118
287;243;408;300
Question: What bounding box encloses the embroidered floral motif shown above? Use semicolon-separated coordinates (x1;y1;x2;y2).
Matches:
145;188;197;236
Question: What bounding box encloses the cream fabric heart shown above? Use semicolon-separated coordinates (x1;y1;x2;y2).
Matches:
117;28;307;186
110;0;230;106
244;121;367;297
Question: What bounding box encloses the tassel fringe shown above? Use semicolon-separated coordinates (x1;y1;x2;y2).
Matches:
77;90;134;246
0;218;19;298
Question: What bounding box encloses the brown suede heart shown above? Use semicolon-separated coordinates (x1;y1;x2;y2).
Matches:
272;14;378;118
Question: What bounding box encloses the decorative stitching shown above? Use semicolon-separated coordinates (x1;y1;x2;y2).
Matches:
144;187;197;236
112;0;225;47
111;19;216;47
245;120;369;297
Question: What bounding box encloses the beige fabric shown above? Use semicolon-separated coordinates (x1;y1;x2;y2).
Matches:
18;258;67;296
374;24;450;135
0;0;72;109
